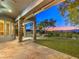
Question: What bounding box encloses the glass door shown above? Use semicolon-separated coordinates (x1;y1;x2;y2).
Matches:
0;20;4;36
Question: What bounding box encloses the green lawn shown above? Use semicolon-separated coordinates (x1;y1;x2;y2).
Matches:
36;38;79;58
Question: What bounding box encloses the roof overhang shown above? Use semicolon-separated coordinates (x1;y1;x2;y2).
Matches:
16;0;65;21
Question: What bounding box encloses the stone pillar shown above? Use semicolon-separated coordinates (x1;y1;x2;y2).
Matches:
18;19;23;42
24;24;27;37
33;17;37;41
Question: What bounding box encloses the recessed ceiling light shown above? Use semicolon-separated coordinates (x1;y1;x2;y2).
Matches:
8;9;12;13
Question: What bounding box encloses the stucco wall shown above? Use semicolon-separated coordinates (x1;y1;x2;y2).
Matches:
0;17;15;42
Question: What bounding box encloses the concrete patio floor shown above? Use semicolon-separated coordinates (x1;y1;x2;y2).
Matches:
0;40;78;59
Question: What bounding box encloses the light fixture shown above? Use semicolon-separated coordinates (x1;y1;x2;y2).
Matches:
8;9;12;13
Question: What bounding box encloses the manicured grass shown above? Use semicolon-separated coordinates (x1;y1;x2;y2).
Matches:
36;38;79;58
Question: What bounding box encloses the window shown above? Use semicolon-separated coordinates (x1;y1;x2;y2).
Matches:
0;20;4;35
6;20;10;35
0;18;14;36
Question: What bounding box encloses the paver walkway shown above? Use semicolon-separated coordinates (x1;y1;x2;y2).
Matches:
0;40;78;59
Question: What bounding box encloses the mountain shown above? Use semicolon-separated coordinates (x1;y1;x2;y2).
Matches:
54;29;79;32
70;29;79;32
45;27;79;32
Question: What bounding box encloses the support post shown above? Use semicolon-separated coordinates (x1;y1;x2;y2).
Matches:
33;18;36;42
24;24;26;37
18;19;23;42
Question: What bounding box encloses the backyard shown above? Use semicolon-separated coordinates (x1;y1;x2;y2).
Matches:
36;37;79;58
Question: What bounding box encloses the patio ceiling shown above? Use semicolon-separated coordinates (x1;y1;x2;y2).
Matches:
0;0;65;19
16;0;65;21
0;0;37;18
25;0;65;17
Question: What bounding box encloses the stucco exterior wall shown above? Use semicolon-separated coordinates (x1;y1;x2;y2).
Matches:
0;17;15;42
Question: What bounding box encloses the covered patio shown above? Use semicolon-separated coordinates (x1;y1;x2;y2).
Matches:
0;0;65;42
0;0;79;59
16;0;65;42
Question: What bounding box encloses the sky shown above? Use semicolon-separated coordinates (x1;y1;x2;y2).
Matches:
36;4;66;27
26;2;72;29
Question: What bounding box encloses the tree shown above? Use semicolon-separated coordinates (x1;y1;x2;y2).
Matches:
59;0;79;25
38;19;56;30
38;19;56;35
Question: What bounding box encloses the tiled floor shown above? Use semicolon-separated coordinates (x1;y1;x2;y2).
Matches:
0;40;78;59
